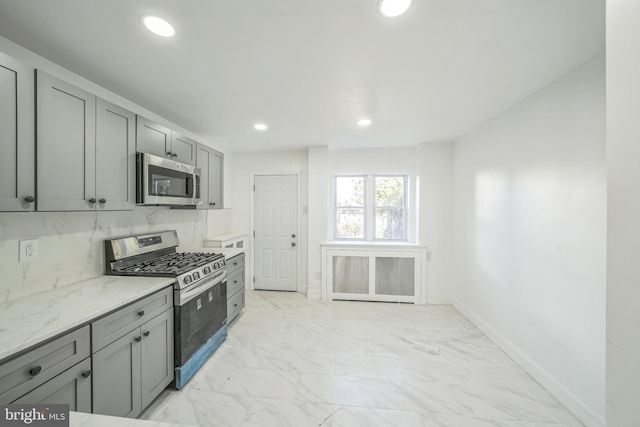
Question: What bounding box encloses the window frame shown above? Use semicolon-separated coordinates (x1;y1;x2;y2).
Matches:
333;174;409;242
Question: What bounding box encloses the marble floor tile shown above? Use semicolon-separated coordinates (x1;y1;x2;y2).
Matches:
297;373;376;407
149;388;252;427
334;354;406;379
372;378;462;415
219;366;300;400
241;397;336;427
142;290;583;427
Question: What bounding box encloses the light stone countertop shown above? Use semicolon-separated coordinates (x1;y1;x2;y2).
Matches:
190;246;244;260
0;275;175;362
70;412;195;427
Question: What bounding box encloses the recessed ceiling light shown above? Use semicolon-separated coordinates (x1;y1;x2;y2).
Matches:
254;123;268;130
357;119;372;126
378;0;412;17
141;14;175;37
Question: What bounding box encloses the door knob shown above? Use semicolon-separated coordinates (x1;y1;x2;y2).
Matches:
24;196;35;203
99;198;106;204
291;242;296;247
88;198;96;203
292;234;296;238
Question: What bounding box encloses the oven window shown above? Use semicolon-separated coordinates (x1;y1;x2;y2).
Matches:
148;165;193;198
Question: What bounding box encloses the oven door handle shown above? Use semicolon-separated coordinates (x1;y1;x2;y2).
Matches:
178;270;226;305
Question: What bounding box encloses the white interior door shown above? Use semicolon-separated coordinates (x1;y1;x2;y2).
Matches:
254;174;298;291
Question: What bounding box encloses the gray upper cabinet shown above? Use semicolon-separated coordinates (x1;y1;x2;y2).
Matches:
36;71;96;211
95;99;136;211
136;117;196;166
196;143;224;210
171;132;197;166
37;71;135;212
0;53;35;211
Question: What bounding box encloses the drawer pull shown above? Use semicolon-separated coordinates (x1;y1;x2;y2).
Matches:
234;303;238;307
29;366;42;377
143;331;150;337
138;310;145;317
134;336;141;342
82;370;92;379
234;280;238;283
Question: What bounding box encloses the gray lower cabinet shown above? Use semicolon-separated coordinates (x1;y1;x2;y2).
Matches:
226;253;245;323
0;325;91;412
13;358;92;412
0;52;35;211
36;71;136;212
92;307;173;418
136;116;197;166
196;143;224;210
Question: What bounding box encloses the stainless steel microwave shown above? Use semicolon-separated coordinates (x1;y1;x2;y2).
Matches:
136;152;201;206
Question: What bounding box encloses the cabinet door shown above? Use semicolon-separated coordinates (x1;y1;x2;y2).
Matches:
210;149;224;209
36;71;96;211
0;53;35;211
196;144;211;210
93;328;141;418
140;309;174;409
136;116;171;160
13;358;92;413
171;132;196;166
95;98;135;211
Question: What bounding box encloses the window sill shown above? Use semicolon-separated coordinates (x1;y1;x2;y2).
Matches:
322;241;428;250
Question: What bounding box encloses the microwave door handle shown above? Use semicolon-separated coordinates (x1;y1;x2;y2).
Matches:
186;175;193;196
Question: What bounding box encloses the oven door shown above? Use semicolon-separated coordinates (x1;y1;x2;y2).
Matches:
136;152;201;206
174;275;227;366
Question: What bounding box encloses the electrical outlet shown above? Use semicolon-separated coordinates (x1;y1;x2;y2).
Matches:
19;239;39;262
315;271;322;280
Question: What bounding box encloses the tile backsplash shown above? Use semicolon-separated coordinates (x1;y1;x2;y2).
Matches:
0;207;232;302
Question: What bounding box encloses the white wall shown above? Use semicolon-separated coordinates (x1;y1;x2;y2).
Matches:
606;1;640;424
0;36;234;302
307;146;329;299
230;150;309;291
417;142;454;303
452;55;605;425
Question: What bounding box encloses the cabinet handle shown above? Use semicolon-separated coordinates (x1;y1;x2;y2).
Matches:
172;153;178;158
138;310;145;317
88;198;96;204
233;304;238;307
234;280;238;283
29;366;42;377
166;151;173;156
143;331;150;337
134;336;141;342
99;198;106;204
24;196;36;203
82;370;92;379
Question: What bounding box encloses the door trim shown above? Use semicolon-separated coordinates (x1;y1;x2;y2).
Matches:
251;172;301;292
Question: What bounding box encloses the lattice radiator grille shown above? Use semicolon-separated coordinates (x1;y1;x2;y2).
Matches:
332;256;369;294
375;257;415;296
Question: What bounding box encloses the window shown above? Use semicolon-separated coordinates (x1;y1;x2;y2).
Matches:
334;175;407;241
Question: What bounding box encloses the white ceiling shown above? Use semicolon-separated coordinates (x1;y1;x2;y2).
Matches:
0;0;603;152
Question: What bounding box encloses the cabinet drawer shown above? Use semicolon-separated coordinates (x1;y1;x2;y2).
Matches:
227;288;245;324
227;269;245;297
92;286;173;352
226;253;245;275
0;325;90;403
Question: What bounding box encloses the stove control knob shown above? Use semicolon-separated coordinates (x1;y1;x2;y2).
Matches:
220;259;225;267
184;275;193;285
192;272;201;280
204;266;212;275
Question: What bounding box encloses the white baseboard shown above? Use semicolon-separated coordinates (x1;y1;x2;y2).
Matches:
425;295;453;305
307;289;322;300
298;283;308;294
452;298;605;427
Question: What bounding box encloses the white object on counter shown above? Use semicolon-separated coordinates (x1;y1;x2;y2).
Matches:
203;232;247;249
0;275;175;362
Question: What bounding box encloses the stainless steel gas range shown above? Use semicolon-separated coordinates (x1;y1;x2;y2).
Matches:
105;230;227;389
